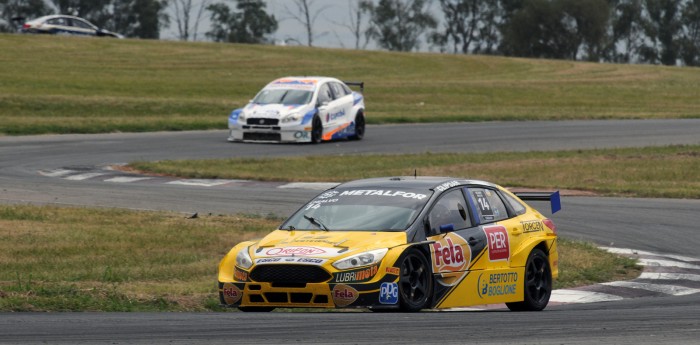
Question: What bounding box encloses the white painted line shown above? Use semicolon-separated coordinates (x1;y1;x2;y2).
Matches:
64;173;107;181
602;281;700;296
278;182;339;190
104;177;153;183
39;169;76;177
167;179;234;187
602;247;699;263
550;289;624;303
637;258;700;270
639;272;700;282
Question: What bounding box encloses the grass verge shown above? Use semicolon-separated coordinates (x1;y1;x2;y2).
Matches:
0;204;639;311
129;145;700;199
2;34;700;135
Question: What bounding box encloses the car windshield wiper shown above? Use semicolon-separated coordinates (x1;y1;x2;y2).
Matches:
304;214;329;231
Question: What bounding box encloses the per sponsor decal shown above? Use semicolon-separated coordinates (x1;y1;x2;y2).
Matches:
222;283;242;305
332;284;359;307
484;225;509;261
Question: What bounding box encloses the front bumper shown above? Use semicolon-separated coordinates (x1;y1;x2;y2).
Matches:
228;125;312;143
219;279;400;309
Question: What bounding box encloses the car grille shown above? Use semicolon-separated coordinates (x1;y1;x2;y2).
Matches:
247;118;279;126
243;132;281;141
250;265;332;284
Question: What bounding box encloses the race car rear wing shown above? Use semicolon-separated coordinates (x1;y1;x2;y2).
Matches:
344;81;364;93
514;191;561;214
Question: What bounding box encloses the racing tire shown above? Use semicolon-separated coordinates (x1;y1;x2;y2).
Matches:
506;248;552;312
349;112;365;141
237;306;275;312
398;249;433;312
311;115;323;144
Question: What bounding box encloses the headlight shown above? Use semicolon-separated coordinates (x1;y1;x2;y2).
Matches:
281;113;302;123
238;113;247;123
332;248;388;270
235;246;253;269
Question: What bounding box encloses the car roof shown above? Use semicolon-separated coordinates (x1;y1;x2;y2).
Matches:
30;14;91;23
269;76;341;85
334;176;498;191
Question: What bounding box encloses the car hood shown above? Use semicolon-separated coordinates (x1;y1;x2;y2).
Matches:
251;230;407;259
243;103;308;119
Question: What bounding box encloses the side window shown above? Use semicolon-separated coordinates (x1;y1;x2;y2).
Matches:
502;192;527;216
317;84;333;105
48;18;67;26
468;188;508;223
72;19;93;29
428;189;471;233
331;83;349;99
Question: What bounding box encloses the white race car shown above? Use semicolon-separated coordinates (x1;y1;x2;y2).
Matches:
227;77;365;143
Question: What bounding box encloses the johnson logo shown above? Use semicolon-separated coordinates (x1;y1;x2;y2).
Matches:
332;284;359;307
484;225;510;261
265;246;326;257
431;235;469;272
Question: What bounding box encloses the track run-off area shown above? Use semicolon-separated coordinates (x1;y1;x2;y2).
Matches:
1;119;700;344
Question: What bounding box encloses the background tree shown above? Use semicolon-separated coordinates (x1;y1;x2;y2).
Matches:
609;0;645;63
680;0;700;66
111;0;169;39
51;0;112;27
0;0;52;32
171;0;210;41
206;0;277;43
283;0;330;47
560;0;610;61
639;0;682;65
431;0;501;54
499;0;577;59
361;0;437;52
329;0;368;49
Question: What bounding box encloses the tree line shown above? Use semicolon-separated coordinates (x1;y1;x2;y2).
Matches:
2;0;700;66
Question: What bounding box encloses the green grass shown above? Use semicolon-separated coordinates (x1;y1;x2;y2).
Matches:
129;145;700;199
2;34;700;135
0;204;638;311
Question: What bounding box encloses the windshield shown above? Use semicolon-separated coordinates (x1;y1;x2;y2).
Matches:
281;188;432;231
253;89;313;105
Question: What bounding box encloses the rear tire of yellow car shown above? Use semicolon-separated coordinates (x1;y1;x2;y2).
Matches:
237;306;275;312
506;248;551;311
311;115;323;144
398;249;433;312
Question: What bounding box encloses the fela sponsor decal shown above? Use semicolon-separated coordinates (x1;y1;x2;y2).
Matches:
477;272;518;298
521;220;545;233
431;234;470;273
234;268;248;281
484;225;509;261
431;233;471;286
222;283;242;304
264;246;326;257
333;265;379;283
379;282;399;304
332;284;359;307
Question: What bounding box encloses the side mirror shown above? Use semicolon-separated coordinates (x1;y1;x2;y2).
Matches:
439;224;455;233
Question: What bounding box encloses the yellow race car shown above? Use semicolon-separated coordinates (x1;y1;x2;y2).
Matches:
218;177;560;312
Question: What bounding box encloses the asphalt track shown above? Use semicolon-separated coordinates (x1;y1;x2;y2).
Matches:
1;119;700;344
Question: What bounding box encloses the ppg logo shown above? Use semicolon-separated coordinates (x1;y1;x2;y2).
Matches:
379;282;399;304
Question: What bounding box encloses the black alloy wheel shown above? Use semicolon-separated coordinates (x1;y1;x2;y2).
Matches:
311;115;323;144
349;112;365;140
506;248;552;311
399;249;432;312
